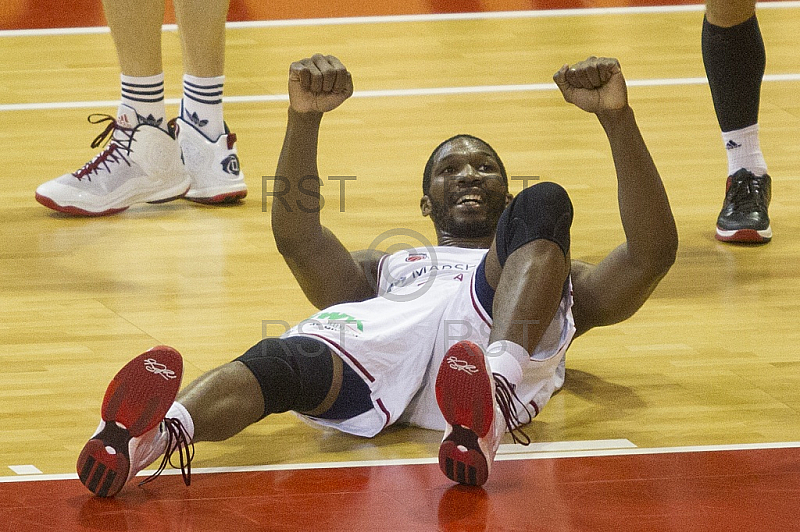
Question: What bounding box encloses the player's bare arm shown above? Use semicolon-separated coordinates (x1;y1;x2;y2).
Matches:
554;57;678;335
273;54;383;309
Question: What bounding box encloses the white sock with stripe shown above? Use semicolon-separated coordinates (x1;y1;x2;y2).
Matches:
118;73;166;130
181;74;226;141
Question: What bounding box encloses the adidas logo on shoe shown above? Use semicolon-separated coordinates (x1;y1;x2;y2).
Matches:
116;112;134;129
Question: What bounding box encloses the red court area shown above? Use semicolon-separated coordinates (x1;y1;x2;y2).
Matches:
2;447;799;531
0;0;705;30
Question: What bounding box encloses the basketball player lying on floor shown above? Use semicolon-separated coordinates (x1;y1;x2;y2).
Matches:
77;54;678;497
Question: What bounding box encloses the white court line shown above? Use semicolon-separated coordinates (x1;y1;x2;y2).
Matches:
3;73;800;113
494;440;800;463
3;440;799;484
497;438;637;454
2;1;800;37
8;465;42;475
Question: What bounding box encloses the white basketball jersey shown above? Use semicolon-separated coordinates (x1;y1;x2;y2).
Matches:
286;246;575;436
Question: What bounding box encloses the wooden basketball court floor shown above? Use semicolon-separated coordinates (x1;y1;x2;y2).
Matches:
2;1;800;530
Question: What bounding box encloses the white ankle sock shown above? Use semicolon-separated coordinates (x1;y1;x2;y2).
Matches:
722;124;768;177
182;74;226;141
118;73;166;129
166;401;195;441
486;340;527;388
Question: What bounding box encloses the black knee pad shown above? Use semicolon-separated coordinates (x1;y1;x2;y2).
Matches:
495;181;573;266
235;337;333;418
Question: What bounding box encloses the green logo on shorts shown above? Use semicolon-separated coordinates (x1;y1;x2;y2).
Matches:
311;311;364;332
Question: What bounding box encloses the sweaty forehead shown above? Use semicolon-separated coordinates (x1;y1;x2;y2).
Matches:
433;137;495;164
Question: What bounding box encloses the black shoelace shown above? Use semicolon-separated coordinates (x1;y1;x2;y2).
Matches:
72;114;136;181
492;373;532;446
138;417;195;488
727;174;768;212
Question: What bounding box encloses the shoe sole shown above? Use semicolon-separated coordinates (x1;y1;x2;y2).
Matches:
35;186;189;217
76;346;183;497
35;192;129;217
435;341;494;486
184;189;247;204
715;226;772;243
146;188;191;205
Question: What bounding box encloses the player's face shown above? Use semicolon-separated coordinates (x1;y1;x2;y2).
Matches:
424;138;511;238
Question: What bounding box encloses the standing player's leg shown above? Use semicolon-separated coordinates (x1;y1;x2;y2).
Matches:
35;0;191;216
173;0;247;204
436;182;573;486
703;0;772;243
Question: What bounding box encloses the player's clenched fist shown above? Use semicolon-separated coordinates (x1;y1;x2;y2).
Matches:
553;56;628;115
289;54;354;114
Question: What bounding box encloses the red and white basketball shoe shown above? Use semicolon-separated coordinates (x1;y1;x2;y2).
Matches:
35;106;191;216
175;105;247;204
76;346;193;497
436;340;532;486
435;341;507;486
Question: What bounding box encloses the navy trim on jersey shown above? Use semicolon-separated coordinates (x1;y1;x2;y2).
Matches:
474;257;495;319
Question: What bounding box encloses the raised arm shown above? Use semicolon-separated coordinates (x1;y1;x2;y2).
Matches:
272;54;383;309
553;57;678;335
